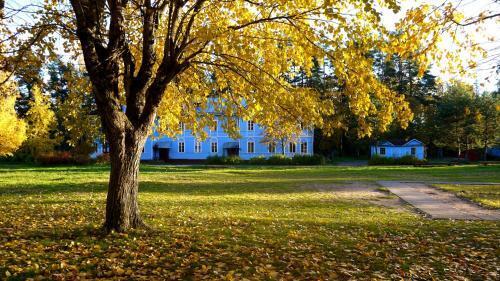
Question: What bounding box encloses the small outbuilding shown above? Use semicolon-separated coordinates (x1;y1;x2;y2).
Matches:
371;139;425;160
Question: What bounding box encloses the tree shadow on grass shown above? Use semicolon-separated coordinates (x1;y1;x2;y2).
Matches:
0;163;112;173
11;210;405;241
0;181;109;195
0;179;358;197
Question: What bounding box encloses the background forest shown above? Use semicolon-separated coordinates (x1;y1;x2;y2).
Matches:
2;53;499;163
305;53;500;160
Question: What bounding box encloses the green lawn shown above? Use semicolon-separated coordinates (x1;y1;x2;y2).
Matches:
0;164;499;280
436;184;500;209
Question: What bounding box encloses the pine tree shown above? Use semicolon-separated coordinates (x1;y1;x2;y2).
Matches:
58;65;101;156
23;85;57;158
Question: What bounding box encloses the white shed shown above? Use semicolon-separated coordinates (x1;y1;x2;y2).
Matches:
371;139;425;160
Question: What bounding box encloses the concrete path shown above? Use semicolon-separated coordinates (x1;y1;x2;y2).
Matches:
378;181;500;220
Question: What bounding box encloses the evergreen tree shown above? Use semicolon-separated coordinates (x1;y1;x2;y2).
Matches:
58;65;101;156
435;81;478;157
45;60;101;155
22;85;58;158
373;52;438;144
476;93;499;160
14;51;44;118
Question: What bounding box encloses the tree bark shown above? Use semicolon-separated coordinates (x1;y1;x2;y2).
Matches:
483;139;488;161
68;0;195;233
104;128;147;232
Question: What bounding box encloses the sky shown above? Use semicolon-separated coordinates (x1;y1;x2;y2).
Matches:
381;0;500;92
4;0;500;92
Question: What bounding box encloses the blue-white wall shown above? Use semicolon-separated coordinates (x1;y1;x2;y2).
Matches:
93;118;314;161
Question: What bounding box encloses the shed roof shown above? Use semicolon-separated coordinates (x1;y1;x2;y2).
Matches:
374;139;424;147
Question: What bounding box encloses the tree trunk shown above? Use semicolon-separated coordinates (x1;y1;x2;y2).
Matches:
340;134;343;156
484;140;488;161
104;130;147;232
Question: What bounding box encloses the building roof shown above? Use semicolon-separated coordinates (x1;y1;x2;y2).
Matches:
374;139;424;147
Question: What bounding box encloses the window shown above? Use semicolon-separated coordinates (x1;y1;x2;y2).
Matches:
179;122;185;132
233;117;240;131
268;142;276;153
178;142;185;153
289;142;296;153
211;142;218;153
194;141;202;153
301;142;308;154
247;141;255;153
380;147;386;155
102;142;110;153
411;147;416;156
211;120;218;132
247;120;254;131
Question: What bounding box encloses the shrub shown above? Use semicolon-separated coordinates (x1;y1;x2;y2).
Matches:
369;155;427;166
397;155;427;165
0;150;34;163
224;156;242;165
36;151;73;165
72;154;93;165
368;155;396;165
292;154;326;165
36;151;93;165
95;153;110;164
206;154;326;166
206;155;225;165
248;156;268;165
267;155;292;165
206;155;242;165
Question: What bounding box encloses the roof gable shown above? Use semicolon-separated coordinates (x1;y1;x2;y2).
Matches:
377;140;395;146
402;139;424;146
375;139;424;147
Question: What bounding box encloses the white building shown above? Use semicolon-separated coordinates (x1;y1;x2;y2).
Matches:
370;139;425;160
93;116;314;161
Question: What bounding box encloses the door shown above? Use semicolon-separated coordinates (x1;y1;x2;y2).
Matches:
159;148;169;162
227;148;239;157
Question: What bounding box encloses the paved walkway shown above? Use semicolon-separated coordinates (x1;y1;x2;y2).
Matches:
378;181;500;220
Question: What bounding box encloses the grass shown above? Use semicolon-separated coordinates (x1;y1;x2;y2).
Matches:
436;184;500;209
0;163;499;280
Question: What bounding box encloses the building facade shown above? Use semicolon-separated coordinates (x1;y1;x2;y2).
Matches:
93;117;314;161
370;139;425;160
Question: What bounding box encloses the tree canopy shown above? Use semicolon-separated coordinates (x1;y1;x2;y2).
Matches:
1;0;490;138
0;71;26;156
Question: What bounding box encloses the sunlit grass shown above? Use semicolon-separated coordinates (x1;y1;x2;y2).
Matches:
436;184;500;209
0;164;499;280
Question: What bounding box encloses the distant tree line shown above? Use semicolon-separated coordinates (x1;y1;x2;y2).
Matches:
1;57;101;163
294;54;499;160
1;53;498;162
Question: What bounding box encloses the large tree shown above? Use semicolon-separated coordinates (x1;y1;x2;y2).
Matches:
0;71;27;156
2;0;495;232
435;82;478;157
476;93;499;160
46;59;101;155
22;85;58;158
0;2;27;156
